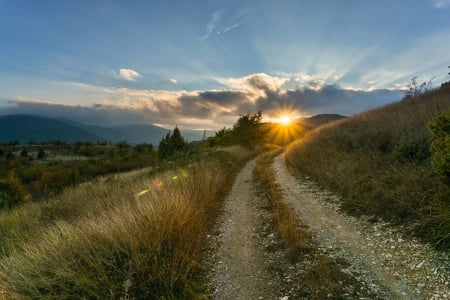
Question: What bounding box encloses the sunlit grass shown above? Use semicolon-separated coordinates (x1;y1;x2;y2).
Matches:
0;147;251;298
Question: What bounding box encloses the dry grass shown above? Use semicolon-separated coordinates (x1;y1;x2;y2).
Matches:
217;145;254;159
0;149;248;298
286;84;450;249
0;169;152;257
253;149;313;261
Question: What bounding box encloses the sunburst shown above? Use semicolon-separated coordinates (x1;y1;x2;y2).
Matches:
279;115;292;125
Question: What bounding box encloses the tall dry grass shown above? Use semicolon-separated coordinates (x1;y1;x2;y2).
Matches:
286;84;450;248
253;149;313;261
0;168;153;257
0;149;249;298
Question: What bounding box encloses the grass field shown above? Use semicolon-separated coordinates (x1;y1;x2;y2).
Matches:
0;147;252;299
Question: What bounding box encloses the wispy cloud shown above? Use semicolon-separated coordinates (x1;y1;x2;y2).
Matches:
217;23;241;34
435;0;450;8
119;68;141;81
202;10;223;40
201;9;246;39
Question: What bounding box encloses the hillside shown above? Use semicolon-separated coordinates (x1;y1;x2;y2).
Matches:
260;113;346;146
0;115;209;144
297;113;346;130
0;115;101;143
286;83;450;249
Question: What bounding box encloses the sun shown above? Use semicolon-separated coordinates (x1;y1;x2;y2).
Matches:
279;115;292;126
268;113;302;145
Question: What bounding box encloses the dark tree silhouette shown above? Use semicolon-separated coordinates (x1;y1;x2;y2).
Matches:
232;111;264;148
158;126;187;159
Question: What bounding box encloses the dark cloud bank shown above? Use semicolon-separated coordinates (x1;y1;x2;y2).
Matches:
0;82;403;130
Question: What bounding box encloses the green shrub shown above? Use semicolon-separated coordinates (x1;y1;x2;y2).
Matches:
429;110;450;184
392;137;429;162
39;165;79;194
0;190;13;209
134;143;153;153
0;172;29;209
20;148;28;157
37;149;46;159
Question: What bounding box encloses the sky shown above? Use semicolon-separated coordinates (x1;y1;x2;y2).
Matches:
0;0;449;129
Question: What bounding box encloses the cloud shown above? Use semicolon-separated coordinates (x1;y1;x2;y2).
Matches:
119;68;140;81
202;10;223;40
217;23;241;34
435;0;450;8
201;9;246;39
256;84;403;118
170;78;178;84
216;73;289;101
1;73;404;130
294;73;327;90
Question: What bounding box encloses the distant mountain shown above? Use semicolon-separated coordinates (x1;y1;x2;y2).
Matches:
76;123;170;145
0;115;101;143
0;115;210;145
71;123;211;145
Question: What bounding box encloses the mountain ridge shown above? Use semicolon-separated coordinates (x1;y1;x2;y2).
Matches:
0;114;208;144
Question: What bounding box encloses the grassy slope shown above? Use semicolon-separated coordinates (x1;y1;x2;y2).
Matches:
0;147;253;299
286;83;450;249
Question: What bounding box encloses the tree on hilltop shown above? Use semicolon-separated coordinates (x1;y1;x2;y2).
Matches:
232;111;264;148
158;126;187;159
207;111;264;148
171;126;186;150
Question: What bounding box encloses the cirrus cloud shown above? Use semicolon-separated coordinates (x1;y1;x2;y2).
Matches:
435;0;450;8
202;10;223;40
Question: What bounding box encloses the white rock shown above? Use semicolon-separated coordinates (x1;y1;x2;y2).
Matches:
416;261;424;269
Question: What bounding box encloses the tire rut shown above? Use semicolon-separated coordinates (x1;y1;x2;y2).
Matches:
208;159;278;300
273;154;450;299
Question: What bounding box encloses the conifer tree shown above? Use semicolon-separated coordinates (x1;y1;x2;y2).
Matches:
158;126;187;159
171;126;186;151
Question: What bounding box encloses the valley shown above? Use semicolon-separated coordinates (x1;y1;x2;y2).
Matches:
0;85;449;298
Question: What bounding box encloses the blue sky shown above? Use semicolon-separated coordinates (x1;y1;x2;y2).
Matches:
1;0;449;129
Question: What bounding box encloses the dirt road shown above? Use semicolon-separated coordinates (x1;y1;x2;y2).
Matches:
273;154;450;299
208;155;450;299
208;160;279;299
